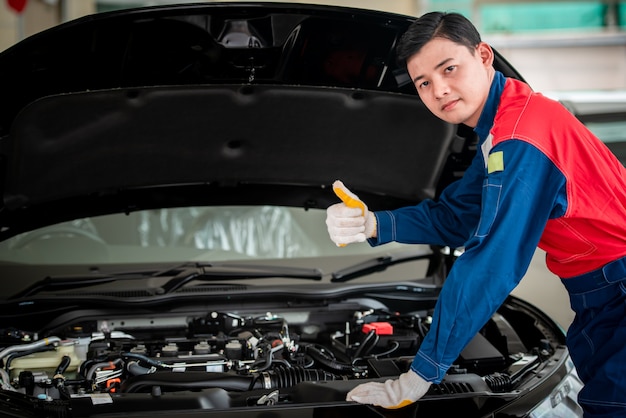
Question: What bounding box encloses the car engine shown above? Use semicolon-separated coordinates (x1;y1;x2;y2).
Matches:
0;296;558;416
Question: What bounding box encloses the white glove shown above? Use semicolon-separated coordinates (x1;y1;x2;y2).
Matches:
326;180;376;246
346;370;431;409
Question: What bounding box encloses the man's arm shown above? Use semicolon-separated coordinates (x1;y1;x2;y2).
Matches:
370;149;485;248
411;140;566;382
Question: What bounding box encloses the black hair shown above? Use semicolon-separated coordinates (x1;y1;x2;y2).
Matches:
396;11;482;67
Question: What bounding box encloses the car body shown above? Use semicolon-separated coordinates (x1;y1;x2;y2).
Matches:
0;3;583;417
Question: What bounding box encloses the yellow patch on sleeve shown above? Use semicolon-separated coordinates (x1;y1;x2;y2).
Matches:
487;151;504;173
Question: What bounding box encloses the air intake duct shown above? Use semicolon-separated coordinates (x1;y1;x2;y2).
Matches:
121;367;338;393
252;367;338;389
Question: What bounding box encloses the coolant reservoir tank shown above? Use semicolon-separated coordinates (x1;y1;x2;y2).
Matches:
9;343;82;380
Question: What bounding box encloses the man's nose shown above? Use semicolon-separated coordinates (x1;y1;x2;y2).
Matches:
433;79;450;99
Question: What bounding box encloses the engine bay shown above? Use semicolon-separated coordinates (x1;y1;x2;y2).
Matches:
0;294;564;416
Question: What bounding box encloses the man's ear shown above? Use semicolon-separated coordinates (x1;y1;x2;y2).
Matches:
476;42;494;67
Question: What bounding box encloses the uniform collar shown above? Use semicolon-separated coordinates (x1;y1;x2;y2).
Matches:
474;70;506;143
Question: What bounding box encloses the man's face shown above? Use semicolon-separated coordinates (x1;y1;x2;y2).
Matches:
406;37;494;127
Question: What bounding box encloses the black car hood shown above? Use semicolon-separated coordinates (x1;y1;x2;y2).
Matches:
0;2;523;240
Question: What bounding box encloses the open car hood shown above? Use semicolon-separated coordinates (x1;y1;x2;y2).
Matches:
0;5;586;418
0;2;524;240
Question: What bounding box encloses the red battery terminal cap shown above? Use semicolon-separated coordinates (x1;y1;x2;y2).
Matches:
362;322;393;335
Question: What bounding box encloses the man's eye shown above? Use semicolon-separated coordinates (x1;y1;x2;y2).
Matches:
445;65;456;72
418;81;429;89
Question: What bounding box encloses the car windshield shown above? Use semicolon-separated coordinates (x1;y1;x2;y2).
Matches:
0;206;431;282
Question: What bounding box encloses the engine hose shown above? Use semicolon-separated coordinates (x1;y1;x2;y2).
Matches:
121;371;254;393
304;345;356;373
121;367;338;393
54;355;72;376
484;373;512;393
52;356;73;402
251;343;285;372
127;361;153;376
0;337;61;362
53;378;72;401
121;352;164;368
353;330;378;359
252;367;338;390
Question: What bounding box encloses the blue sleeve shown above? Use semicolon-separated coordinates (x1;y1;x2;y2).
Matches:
369;150;485;248
407;140;567;383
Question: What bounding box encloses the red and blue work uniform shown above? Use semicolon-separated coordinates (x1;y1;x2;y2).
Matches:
369;71;626;417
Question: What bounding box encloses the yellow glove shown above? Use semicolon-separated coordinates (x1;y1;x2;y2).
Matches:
326;180;376;246
346;370;431;409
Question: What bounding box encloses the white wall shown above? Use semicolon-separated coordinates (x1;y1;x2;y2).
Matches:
487;32;626;92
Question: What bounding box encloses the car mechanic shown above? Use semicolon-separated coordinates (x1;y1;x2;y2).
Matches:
325;11;626;418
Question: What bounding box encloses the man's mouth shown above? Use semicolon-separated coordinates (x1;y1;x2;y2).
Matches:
441;99;459;112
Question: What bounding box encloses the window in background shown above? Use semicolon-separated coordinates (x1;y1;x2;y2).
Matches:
481;2;607;33
428;1;621;33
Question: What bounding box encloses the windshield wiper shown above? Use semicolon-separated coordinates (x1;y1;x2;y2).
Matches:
331;249;434;283
8;271;157;300
161;264;323;294
9;263;322;299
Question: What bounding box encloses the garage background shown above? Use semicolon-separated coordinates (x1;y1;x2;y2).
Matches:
2;0;626;330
